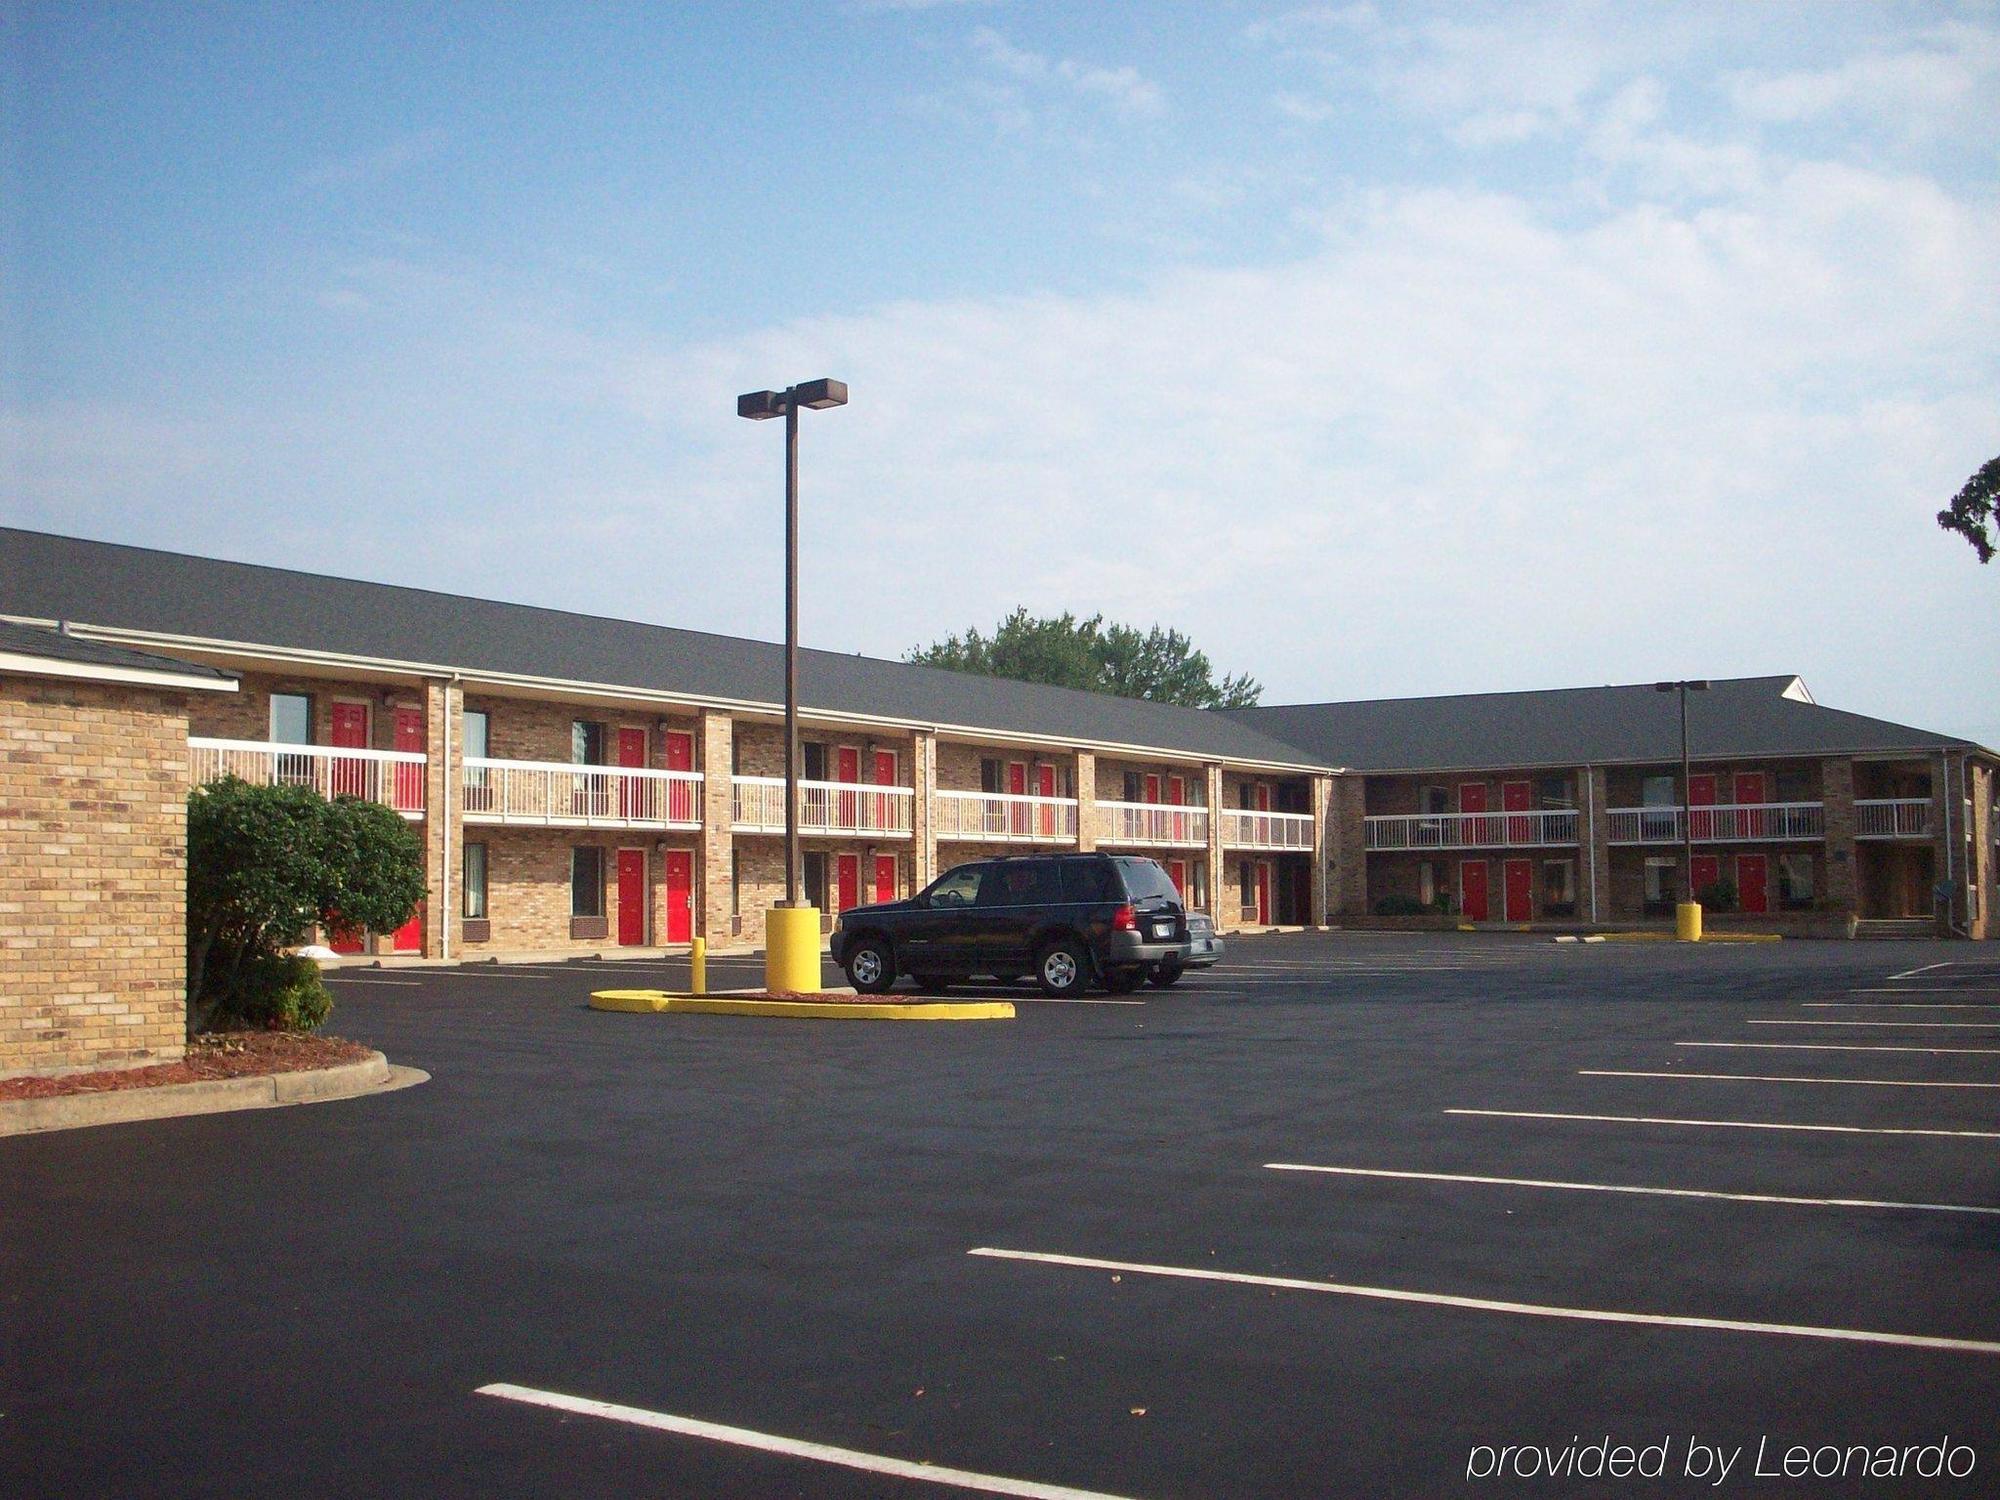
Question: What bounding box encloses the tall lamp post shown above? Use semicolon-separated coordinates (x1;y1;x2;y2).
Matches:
738;378;847;992
1655;679;1711;941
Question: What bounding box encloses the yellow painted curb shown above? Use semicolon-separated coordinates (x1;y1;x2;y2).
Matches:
589;989;1014;1021
1597;931;1783;944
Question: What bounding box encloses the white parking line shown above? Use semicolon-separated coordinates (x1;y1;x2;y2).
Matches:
1262;1163;2000;1217
1847;989;2000;995
1446;1107;2000;1140
1681;1041;2000;1056
1750;1019;2000;1030
966;1248;2000;1356
1812;1001;2000;1008
322;976;421;986
1580;1069;2000;1090
475;1384;1139;1500
1888;962;1955;980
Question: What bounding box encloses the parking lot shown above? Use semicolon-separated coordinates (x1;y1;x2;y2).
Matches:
8;933;1999;1497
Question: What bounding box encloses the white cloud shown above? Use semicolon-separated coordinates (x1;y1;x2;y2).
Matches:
1729;21;2000;131
967;26;1166;121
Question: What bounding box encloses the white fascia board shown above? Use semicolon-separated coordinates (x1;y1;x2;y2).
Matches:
0;650;239;693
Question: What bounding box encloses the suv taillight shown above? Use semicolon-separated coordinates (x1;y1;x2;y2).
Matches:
1112;904;1138;931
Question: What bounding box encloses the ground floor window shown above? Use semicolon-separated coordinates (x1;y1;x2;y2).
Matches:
1418;861;1439;908
571;846;604;918
730;848;741;917
1542;859;1576;917
1644;857;1677;913
803;851;828;910
1190;860;1208;911
1777;851;1815;910
463;842;487;919
1238;860;1254;915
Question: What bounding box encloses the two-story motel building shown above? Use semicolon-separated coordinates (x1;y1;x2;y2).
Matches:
3;527;1994;971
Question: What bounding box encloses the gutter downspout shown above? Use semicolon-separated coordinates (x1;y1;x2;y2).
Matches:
1943;750;1969;939
441;674;457;961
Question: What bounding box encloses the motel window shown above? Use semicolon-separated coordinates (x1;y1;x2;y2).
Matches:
462;709;489;761
731;849;741;918
1124;770;1143;802
1644;857;1677;912
804;743;829;781
1537;775;1575;810
1418;861;1438;907
270;693;312;744
803;852;828;910
1421;786;1449;816
1238;860;1254;913
1776;769;1812;804
1778;852;1815;910
1191;860;1209;910
571;847;605;918
1641;775;1676;806
1542;859;1577;917
463;843;488;920
981;758;1004;794
1239;783;1258;810
571;721;606;765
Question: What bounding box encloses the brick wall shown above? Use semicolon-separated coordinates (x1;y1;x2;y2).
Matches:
190;669;427;750
2;678;191;1077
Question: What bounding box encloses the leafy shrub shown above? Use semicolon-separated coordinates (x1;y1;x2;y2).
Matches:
1374;894;1431;916
1698;879;1738;913
226;954;334;1032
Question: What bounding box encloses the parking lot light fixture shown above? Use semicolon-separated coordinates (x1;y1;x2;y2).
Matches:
1655;679;1712;940
737;379;848;993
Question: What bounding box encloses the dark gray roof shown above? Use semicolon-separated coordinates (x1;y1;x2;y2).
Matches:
0;617;234;683
0;528;1329;768
1232;677;1985;773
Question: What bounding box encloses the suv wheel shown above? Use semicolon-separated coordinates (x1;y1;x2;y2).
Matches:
844;938;896;995
1103;966;1145;994
1035;939;1090;997
1148;957;1185;988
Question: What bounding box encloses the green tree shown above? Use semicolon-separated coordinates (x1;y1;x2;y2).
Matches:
908;609;1261;709
1937;455;2000;564
185;778;424;1034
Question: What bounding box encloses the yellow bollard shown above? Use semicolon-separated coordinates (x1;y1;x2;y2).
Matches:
690;935;706;996
764;905;822;994
1676;901;1703;943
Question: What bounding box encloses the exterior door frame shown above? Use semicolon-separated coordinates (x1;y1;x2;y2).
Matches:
1502;857;1533;922
664;728;696;823
836;852;861;915
1460;859;1490;922
616;846;648;946
874;852;897;906
663;849;694;944
1737;852;1770;915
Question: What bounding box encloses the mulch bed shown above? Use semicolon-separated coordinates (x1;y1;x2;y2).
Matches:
0;1031;373;1101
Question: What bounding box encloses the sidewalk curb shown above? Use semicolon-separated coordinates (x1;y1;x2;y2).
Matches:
0;1051;427;1137
590;989;1014;1021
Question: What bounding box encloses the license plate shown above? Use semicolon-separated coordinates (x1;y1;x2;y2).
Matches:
1152;923;1173;938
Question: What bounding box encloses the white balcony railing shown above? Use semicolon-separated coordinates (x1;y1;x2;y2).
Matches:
1607;802;1826;845
1220;807;1315;851
1097;800;1210;848
190;737;426;818
461;757;701;829
731;776;913;838
934;790;1079;844
1856;798;1931;839
1365;809;1578;851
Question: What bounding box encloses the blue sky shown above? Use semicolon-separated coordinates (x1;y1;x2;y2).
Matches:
4;2;1997;740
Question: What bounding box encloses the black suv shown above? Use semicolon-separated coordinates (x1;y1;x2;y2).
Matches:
830;853;1193;997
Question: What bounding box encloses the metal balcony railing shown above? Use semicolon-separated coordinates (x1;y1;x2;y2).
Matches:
190;737;426;818
1096;800;1210;848
934;790;1079;844
1607;802;1825;845
1220;807;1314;851
1365;808;1577;851
461;758;701;828
1855;798;1931;839
731;776;913;837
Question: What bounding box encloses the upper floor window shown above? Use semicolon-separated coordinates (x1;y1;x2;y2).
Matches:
571;721;605;765
463;709;490;761
270;693;312;744
804;742;829;781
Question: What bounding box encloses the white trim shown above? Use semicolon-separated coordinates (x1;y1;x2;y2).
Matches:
14;617;1338;773
0;649;239;692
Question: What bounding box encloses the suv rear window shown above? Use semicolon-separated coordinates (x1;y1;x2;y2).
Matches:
982;860;1062;906
1113;858;1180;903
1059;859;1122;904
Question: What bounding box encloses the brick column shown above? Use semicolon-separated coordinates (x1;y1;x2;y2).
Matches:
422;678;462;958
1581;765;1611;925
698;709;734;942
1821;756;1859;918
1204;762;1228;928
1074;749;1097;851
911;730;937;887
1327;776;1369;918
1934;751;1961;936
1968;760;1992;940
1310;773;1333;926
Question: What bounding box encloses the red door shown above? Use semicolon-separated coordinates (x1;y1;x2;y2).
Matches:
1688;773;1718;841
874;854;897;905
873;749;899;833
328;914;366;955
1254;783;1272;846
1460;860;1489;921
1459;783;1490;844
836;853;860;914
835;746;860;829
1254;862;1271;925
616;728;647;819
390;903;423;953
663;850;693;944
1691;854;1720;904
1166;775;1186;843
1734;771;1766;840
1008;761;1029;836
330;701;369;799
1167;859;1188;897
1502;780;1532;845
1037;763;1058;838
1503;858;1533;922
393;707;425;814
617;849;647;946
664;729;696;824
1737;853;1769;915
